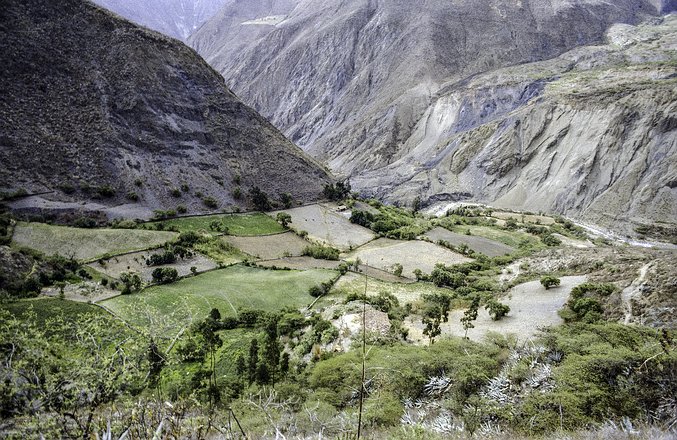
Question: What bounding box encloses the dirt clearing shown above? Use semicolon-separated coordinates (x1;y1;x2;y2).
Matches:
424;227;515;257
345;238;472;279
224;232;309;260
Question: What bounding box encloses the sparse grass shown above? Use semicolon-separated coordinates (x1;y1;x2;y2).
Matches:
102;265;339;328
145;213;285;236
0;297;106;326
321;272;454;308
11;222;177;261
445;224;541;249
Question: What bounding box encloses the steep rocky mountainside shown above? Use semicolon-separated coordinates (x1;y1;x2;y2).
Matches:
191;0;676;234
93;0;228;41
0;0;331;219
353;17;677;236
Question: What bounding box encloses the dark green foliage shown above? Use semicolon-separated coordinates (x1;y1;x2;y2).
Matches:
276;212;292;228
540;276;561;290
247;339;259;384
126;191;139;201
541;233;562;246
249;187;271;211
302;245;340;260
151;267;178;284
120;272;142;294
177;205;187;214
96;185;116;198
308;280;335;298
461;295;480;338
280;193;293;209
350;210;376;228
232;187;242;200
74;216;97;228
146;250;176;266
170;188;181;198
202;196;218;209
323;180;351;201
485;299;510;321
431;265;466;288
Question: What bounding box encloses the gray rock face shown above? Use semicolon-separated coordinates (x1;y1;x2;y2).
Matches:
0;0;331;217
191;0;675;232
353;17;677;235
93;0;228;41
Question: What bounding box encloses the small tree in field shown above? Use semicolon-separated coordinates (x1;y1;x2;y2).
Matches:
461;296;480;339
541;276;561;290
276;212;292;228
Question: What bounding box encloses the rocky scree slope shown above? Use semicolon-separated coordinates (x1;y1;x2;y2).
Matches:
93;0;228;41
190;0;675;235
0;0;331;219
353;16;677;237
190;0;672;174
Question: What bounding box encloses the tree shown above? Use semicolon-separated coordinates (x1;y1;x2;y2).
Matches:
262;316;281;385
148;338;165;384
541;276;561;290
249;187;271;211
422;305;442;345
276;212;292;228
247;339;259;384
393;263;403;277
461;296;480;339
120;271;142;294
485;299;510;321
280;192;293;209
542;234;562;247
151;267;178;284
412;196;422;214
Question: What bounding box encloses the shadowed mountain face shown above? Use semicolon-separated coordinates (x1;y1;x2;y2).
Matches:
0;0;331;219
92;0;228;41
190;0;676;233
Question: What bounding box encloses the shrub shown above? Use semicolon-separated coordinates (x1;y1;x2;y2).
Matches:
74;217;97;228
485;299;510;321
280;193;293;209
96;185;116;198
393;263;403;277
126;191;139;201
170;188;181;198
323;181;351;201
146;250;176;266
276;212;292;228
203;196;218;209
232;187;242;200
151;267;178;284
249;187;271;211
541;234;562;246
540;276;561;290
303;245;340;260
177;205;187;214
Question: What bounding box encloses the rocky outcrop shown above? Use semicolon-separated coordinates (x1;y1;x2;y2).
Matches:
352;17;677;235
92;0;228;41
0;0;331;219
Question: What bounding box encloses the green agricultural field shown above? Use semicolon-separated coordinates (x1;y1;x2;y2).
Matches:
0;298;106;326
146;213;285;236
321;272;455;307
444;224;541;249
102;265;339;328
11;222;177;261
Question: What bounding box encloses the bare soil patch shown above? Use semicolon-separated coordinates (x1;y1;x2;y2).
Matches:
405;275;587;343
492;211;556;225
424;227;515;257
223;232;309;260
256;256;342;270
88;250;218;282
273;204;375;250
345;238;472;279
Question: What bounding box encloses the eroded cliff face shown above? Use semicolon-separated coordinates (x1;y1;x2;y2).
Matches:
352;18;677;235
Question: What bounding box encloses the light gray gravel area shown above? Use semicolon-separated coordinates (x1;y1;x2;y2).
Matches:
424;227;515;257
406;275;587;343
88;250;218;282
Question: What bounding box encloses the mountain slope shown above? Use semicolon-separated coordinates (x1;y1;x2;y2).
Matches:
92;0;228;41
353;17;677;236
191;0;671;172
190;0;675;234
0;0;331;219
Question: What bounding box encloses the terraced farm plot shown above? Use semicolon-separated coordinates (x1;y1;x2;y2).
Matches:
424;227;515;257
146;213;285;236
224;232;309;260
274;204;375;250
445;224;540;249
345;238;472;279
1;298;107;325
11;222;177;261
405;275;587;343
492;211;556;225
88;250;218;282
322;272;452;307
101;265;338;328
255;256;342;270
